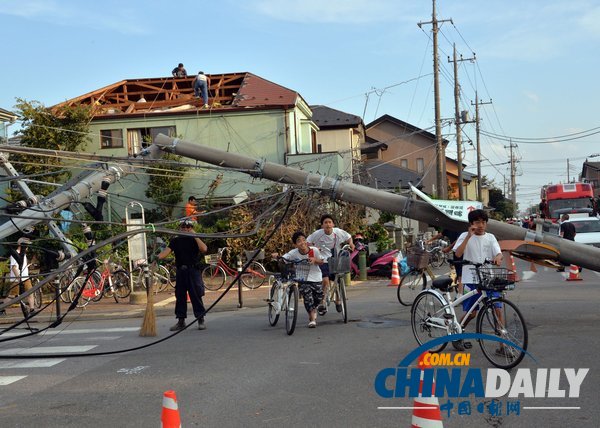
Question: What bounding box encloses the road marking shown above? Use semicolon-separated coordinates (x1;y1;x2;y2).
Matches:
155;296;176;307
0;345;97;355
0;376;27;385
0;359;66;369
117;366;149;375
0;327;138;337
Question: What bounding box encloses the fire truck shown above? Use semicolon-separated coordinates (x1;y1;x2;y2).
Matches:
540;182;595;221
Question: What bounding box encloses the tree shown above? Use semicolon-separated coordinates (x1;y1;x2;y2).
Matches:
144;153;188;220
8;98;92;198
488;187;514;220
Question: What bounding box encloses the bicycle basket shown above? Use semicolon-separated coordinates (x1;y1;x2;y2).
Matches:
328;251;351;274
475;266;516;291
277;259;311;281
406;247;429;269
204;254;219;265
277;259;296;280
244;249;265;261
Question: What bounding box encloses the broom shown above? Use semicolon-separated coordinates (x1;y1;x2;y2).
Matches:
139;262;157;337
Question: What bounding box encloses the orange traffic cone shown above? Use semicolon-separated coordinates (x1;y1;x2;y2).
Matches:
161;390;181;428
566;265;582;281
388;259;401;287
412;352;443;428
187;292;191;302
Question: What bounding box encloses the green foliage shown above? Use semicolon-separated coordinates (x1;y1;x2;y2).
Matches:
488;187;515;220
9;99;92;198
361;221;394;252
144;153;188;220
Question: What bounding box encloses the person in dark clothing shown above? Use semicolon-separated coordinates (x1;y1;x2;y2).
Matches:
559;214;576;241
557;214;577;272
157;220;208;331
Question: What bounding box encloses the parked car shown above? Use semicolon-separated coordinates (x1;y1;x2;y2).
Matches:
564;217;600;248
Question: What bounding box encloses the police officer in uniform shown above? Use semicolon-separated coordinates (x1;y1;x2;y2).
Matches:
157;220;208;331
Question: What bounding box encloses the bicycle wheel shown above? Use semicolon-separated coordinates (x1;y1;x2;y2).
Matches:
397;270;427;306
337;276;348;323
477;298;528;369
268;280;280;326
113;270;131;299
58;269;76;303
411;291;450;353
285;284;299;335
430;251;444;268
152;265;171;293
71;276;93;308
241;261;267;289
202;265;226;291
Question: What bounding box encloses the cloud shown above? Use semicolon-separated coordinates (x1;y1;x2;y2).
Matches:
251;0;415;24
578;6;600;37
0;0;148;35
523;91;539;104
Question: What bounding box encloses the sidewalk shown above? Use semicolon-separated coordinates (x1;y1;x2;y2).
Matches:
0;279;391;325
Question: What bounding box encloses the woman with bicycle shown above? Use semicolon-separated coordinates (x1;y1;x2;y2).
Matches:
453;209;504;352
283;232;325;328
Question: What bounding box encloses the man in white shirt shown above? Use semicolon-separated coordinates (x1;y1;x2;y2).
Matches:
9;238;35;314
307;214;354;316
193;71;211;108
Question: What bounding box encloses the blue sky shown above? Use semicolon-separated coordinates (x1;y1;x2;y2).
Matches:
1;0;599;211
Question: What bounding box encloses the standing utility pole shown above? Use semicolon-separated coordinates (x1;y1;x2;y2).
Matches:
505;139;518;214
448;44;475;200
418;0;452;199
471;92;492;202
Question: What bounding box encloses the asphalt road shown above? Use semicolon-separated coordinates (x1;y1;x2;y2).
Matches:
0;260;598;427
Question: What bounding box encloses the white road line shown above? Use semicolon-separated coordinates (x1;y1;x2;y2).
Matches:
0;376;27;385
0;359;66;369
0;327;138;337
0;345;97;355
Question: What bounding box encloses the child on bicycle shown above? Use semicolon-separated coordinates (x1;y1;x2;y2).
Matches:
307;214;354;316
453;209;504;351
283;231;325;328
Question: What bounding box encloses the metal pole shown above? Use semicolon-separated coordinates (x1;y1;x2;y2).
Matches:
237;256;243;308
152;134;600;271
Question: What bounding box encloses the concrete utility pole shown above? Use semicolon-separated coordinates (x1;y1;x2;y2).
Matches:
153;133;600;271
471;92;492;202
0;163;128;240
418;0;452;199
448;44;475;201
505;139;518;215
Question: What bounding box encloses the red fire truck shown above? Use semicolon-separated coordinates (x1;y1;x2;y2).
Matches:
540;182;595;221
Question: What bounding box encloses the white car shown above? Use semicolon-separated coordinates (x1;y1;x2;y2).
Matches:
564;217;600;248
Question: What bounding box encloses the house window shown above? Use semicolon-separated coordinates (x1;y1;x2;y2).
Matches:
416;158;424;173
127;126;176;156
401;159;408;169
100;129;123;148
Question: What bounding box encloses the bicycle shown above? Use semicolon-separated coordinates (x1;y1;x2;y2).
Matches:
130;259;172;294
397;245;436;306
201;247;267;291
410;260;527;369
424;239;450;268
266;258;301;335
323;246;351;323
70;259;130;307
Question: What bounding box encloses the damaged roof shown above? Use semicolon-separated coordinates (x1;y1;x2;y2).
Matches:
51;72;303;118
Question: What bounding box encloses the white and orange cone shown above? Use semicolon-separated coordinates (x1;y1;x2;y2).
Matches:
161;390;182;428
389;259;401;287
411;352;443;427
566;264;582;281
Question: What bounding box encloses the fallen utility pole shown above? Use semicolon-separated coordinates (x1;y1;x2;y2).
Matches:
153;134;600;272
0;163;128;240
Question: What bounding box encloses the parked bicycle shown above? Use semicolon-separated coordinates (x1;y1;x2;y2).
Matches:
322;245;351;323
424;239;450;268
397;245;435;306
70;258;130;307
266;258;301;335
202;247;267;291
410;260;527;369
130;259;172;294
